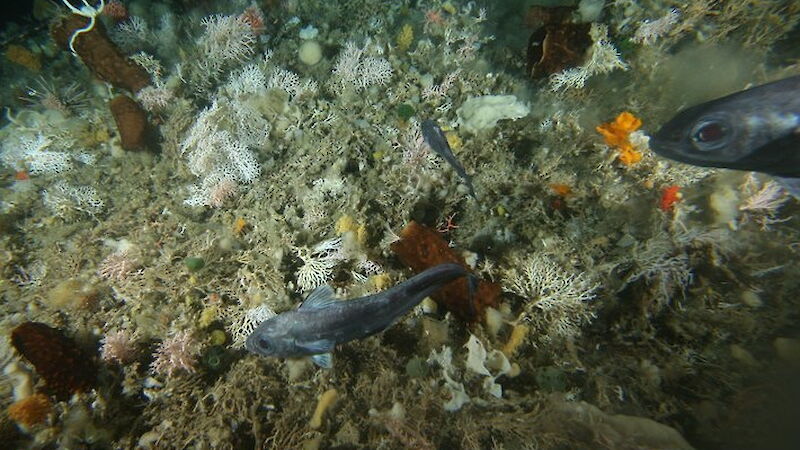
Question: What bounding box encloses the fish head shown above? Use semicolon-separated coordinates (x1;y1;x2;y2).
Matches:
651;105;752;169
651;76;800;176
244;314;301;358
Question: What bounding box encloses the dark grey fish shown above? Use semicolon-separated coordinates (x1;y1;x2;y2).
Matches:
650;75;800;196
245;263;470;368
421;119;478;200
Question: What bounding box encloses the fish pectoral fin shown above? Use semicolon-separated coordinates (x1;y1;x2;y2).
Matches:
299;285;337;310
297;338;335;354
311;353;333;369
775;176;800;199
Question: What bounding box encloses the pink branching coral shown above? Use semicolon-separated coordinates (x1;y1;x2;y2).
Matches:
100;330;137;364
98;249;139;280
150;331;201;377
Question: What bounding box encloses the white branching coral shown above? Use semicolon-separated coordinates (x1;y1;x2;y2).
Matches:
632;8;680;45
330;40;393;94
1;130;103;217
351;258;384;284
301;176;347;229
503;254;599;342
422;70;461;102
225;303;276;349
294;237;348;292
150;330;201;377
224;63;267;98
114;16;150;51
739;174;790;230
627;233;694;308
41;181;104;215
1;134;73;175
397;119;439;173
98;249;139;280
549;23;627;91
181;100;264;207
198;14;256;71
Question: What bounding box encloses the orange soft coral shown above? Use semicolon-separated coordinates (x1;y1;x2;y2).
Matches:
596;112;643;166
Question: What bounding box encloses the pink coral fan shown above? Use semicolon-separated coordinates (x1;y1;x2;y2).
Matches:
150;331;201;377
100;330;137;364
239;5;265;35
98;249;139;280
103;1;129;22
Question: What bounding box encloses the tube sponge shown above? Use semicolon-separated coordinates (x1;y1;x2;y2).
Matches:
309;388;338;429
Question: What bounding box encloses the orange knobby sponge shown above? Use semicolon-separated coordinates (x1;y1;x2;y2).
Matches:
391;221;500;322
596;111;643;166
6;45;41;72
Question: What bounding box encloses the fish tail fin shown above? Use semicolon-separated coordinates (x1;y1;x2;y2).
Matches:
466;272;479;318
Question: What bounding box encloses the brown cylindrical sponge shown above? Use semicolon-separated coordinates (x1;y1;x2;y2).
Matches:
52;15;150;92
109;95;150;151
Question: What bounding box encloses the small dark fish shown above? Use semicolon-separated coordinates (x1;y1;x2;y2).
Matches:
651;75;800;196
421;119;478;200
245;263;470;368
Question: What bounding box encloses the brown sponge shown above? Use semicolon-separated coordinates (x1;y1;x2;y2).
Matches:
52;15;150;93
11;322;97;400
109;95;150;151
391;221;501;322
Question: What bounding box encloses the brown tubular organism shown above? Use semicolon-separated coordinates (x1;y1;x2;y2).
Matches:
11;322;97;400
391;221;500;323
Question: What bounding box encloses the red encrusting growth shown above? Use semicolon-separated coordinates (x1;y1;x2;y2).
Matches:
391;221;500;322
11;322;97;400
659;185;682;211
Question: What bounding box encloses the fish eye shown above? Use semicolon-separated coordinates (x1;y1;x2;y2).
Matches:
690;120;730;151
258;338;270;350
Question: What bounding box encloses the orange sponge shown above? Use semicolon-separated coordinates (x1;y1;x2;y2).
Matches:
596;112;644;166
8;394;51;428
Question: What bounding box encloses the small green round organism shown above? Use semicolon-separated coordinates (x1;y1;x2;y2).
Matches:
405;356;428;378
184;257;205;272
396;103;415;121
209;329;226;346
202;346;230;374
